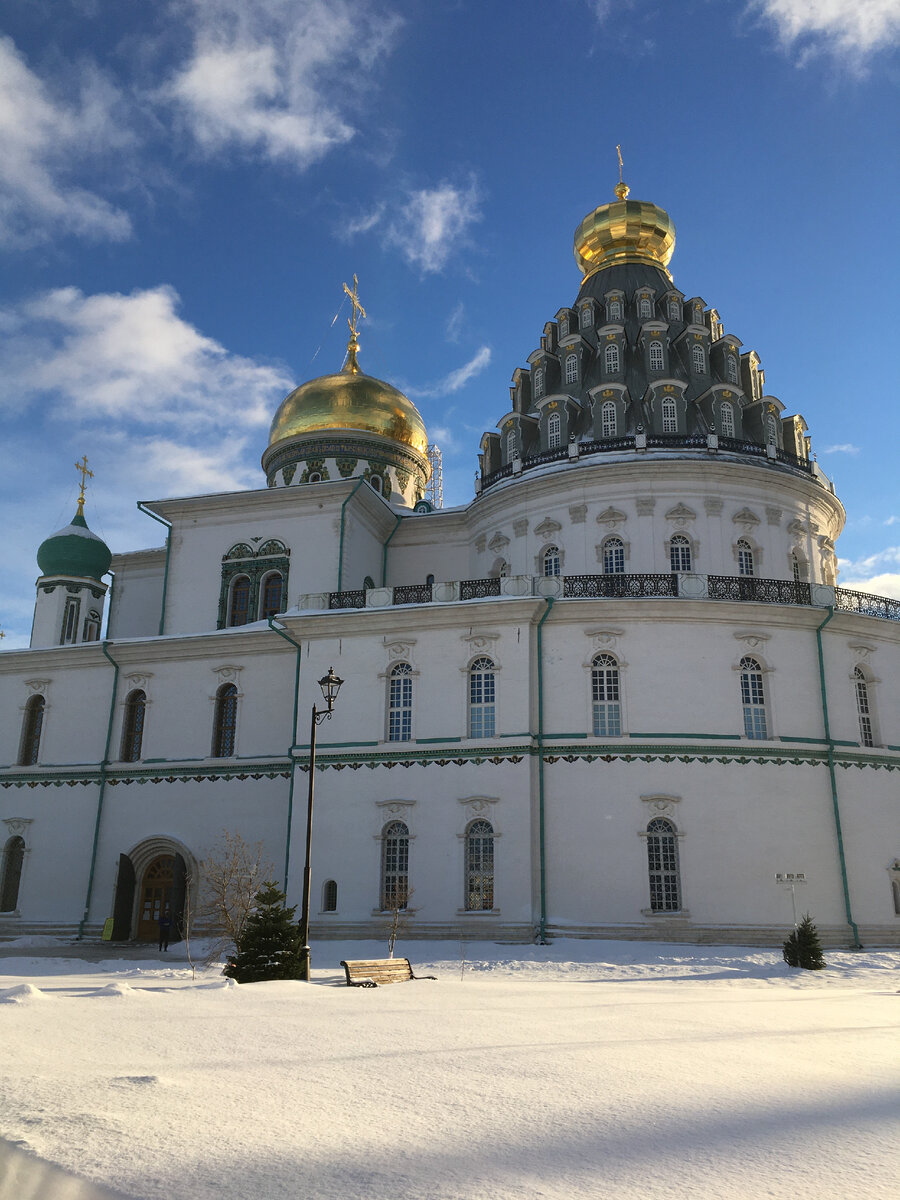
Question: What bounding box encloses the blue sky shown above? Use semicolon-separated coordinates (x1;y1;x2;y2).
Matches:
1;0;899;647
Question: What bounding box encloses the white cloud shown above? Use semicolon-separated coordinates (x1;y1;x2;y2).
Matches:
751;0;900;63
166;0;402;167
387;179;482;273
838;545;900;597
445;302;466;343
0;37;132;248
345;205;386;237
406;346;491;399
884;515;900;526
821;443;861;455
0;285;293;432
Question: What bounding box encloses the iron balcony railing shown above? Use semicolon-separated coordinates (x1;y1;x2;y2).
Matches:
707;575;812;606
564;573;679;599
393;583;433;606
480;432;814;493
328;589;366;610
835;586;900;621
460;577;502;600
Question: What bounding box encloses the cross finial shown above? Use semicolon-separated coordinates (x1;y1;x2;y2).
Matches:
341;275;368;374
75;454;94;515
614;145;629;201
342;274;367;339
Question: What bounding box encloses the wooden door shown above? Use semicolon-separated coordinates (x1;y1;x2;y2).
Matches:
137;855;175;941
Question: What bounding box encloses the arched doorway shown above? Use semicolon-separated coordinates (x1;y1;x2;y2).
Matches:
137;854;175;941
111;837;194;942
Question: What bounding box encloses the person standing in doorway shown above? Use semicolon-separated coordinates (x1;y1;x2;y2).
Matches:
158;909;172;952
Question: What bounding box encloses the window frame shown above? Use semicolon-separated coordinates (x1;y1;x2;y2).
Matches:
691;343;706;374
542;545;561;578
564;353;578;386
120;689;147;763
591;653;622;737
547;411;562;449
380;820;410;911
464;819;495;912
18;695;45;767
648;340;664;371
604;343;620;374
661;396;677;433
739;656;768;740
601;400;617;439
646;818;681;912
387;662;414;743
853;666;876;748
212;682;239;758
736;538;755;577
602;536;626;575
669;534;692;573
0;836;26;913
719;400;735;439
468;657;497;740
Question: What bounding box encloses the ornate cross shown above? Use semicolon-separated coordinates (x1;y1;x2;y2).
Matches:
617;144;624;182
75;454;94;508
342;274;367;338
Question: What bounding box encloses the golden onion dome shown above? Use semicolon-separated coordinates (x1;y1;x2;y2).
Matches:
574;180;676;281
267;333;429;460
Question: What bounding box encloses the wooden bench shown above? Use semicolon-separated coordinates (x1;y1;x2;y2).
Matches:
340;957;436;987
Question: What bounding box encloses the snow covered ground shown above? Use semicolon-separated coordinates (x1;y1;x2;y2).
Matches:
1;938;898;1200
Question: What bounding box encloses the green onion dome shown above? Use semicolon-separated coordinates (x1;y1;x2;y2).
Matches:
37;510;111;582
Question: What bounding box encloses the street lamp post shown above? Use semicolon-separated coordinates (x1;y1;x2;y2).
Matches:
298;666;344;982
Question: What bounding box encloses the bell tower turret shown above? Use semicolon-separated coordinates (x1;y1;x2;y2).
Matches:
31;457;112;649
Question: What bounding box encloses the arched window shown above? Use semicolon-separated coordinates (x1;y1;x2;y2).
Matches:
726;356;738;383
260;571;283;620
83;610;101;642
740;657;768;740
608;299;622;321
228;575;251;627
380;821;409;910
322;879;338;912
639;296;652;319
605;343;620;374
790;553;801;582
854;667;875;747
603;536;625;574
364;575;375;590
307;472;322;483
120;690;146;762
581;306;593;328
601;401;617;438
18;695;44;766
766;414;778;447
506;429;516;462
669;534;692;573
737;538;755;576
649;341;664;371
548;411;561;449
719;401;735;439
591;653;621;736
388;663;413;742
693;304;703;324
661;396;677;433
564;354;578;386
533;367;544;398
465;820;494;911
0;837;25;913
692;343;705;373
647;818;681;911
543;545;561;577
369;474;383;494
468;658;496;739
61;596;80;645
212;683;238;757
668;300;680;321
559;316;569;337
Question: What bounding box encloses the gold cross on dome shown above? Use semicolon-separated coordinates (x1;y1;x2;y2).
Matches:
75;454;94;513
616;144;624;183
342;275;367;339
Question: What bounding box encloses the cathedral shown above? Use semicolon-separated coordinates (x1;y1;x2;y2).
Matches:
2;178;899;948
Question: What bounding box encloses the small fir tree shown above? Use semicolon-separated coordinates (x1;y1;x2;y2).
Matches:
782;913;826;970
223;881;304;983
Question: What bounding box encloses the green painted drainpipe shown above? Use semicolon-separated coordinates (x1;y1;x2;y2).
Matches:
268;618;303;891
814;606;862;948
535;597;554;944
137;502;172;636
77;640;120;939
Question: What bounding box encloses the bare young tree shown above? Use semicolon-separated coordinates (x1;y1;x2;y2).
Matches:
196;831;274;965
384;885;414;958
